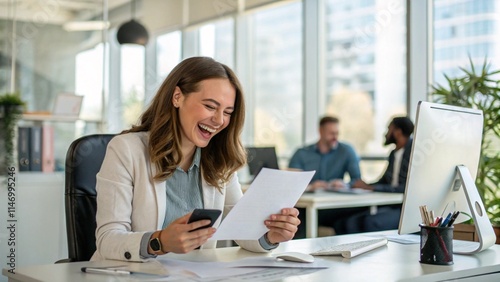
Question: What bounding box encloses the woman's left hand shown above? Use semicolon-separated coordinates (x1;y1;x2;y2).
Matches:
264;208;300;244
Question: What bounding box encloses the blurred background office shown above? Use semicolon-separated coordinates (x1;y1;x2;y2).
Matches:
2;0;499;177
2;0;500;277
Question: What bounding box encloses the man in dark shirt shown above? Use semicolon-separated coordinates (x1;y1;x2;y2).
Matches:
345;116;414;233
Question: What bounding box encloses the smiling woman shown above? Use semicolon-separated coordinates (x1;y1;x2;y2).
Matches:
92;57;302;262
123;57;246;186
173;78;236;165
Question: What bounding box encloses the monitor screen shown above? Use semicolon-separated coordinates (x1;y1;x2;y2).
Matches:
246;147;279;177
398;101;483;236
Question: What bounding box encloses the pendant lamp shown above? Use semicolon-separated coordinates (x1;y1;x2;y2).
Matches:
116;0;149;46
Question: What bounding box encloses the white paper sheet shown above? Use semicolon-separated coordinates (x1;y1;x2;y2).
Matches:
156;257;262;278
385;234;421;244
155;256;328;280
211;168;315;240
227;256;329;269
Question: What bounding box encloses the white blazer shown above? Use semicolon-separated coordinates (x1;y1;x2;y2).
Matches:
91;132;267;261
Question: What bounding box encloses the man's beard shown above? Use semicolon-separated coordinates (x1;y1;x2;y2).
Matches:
384;133;396;146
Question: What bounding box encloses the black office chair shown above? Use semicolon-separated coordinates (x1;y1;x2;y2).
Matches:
63;134;115;262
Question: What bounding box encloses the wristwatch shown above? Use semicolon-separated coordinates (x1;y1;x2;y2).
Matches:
149;231;164;255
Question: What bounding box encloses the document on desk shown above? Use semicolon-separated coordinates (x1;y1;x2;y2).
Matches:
212;168;315;240
156;256;327;280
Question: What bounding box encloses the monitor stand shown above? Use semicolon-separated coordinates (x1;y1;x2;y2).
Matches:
452;165;496;254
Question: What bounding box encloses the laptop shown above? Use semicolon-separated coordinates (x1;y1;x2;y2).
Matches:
246;147;280;178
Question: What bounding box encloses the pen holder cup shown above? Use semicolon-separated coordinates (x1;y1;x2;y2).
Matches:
419;224;454;265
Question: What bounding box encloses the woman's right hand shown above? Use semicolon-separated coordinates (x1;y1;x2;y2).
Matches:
156;212;216;254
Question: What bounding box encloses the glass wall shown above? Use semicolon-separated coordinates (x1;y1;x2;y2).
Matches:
322;0;407;181
1;0;438;176
1;1;107;170
249;1;303;163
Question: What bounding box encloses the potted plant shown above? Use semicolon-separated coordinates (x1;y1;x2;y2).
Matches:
0;92;26;174
431;58;500;243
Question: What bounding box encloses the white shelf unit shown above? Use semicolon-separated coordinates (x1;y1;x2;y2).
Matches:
17;114;105;173
21;114;102;123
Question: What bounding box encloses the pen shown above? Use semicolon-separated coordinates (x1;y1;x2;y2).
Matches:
432;216;442;227
435;217;443;227
440;212;453;227
81;267;131;275
447;211;460;227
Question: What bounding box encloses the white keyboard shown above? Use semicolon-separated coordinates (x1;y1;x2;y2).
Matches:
310;238;388;258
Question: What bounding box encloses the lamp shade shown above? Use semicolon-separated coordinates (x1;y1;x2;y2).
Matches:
116;19;149;46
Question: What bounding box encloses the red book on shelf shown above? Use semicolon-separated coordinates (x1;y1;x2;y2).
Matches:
41;125;55;173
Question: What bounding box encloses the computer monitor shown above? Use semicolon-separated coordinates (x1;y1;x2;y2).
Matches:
398;101;495;254
246;147;280;177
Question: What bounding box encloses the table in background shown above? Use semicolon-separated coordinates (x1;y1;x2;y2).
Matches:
4;230;500;282
295;191;404;238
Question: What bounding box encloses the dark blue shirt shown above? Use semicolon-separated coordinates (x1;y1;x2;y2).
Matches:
288;142;361;185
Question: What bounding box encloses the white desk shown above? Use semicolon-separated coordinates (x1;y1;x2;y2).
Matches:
3;231;500;282
295;191;404;238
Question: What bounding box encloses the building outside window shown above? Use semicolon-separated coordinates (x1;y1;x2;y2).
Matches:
322;0;407;182
249;1;303;165
433;0;498;85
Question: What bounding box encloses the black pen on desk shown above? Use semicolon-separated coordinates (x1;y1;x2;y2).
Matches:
447;211;460;227
81;267;131;275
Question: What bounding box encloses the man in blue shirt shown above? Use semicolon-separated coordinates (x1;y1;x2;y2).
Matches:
288;116;363;238
289;116;361;190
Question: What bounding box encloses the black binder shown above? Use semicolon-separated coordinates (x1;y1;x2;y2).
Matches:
17;126;31;171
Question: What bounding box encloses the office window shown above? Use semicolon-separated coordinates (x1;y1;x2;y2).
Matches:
322;2;407;152
120;45;145;129
156;30;182;81
75;43;105;121
322;0;407;182
432;0;499;154
198;18;235;68
249;1;303;161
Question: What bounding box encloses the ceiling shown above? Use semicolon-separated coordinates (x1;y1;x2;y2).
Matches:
0;0;130;24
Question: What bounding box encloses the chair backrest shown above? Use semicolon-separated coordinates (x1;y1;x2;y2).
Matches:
64;134;114;262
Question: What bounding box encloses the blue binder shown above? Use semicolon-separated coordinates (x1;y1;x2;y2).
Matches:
30;126;42;171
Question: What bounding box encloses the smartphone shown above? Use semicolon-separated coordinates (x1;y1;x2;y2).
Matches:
187;209;222;231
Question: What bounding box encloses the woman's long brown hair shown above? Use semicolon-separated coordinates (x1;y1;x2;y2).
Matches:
123;57;246;189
